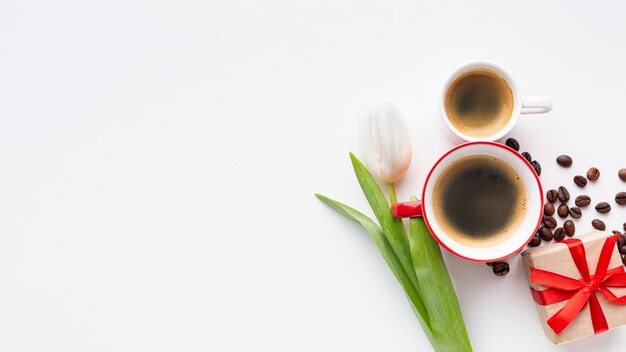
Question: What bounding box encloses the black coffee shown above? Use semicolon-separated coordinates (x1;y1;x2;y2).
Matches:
445;70;514;138
432;155;527;247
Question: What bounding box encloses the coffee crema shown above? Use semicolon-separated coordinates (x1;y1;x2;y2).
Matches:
432;155;527;247
445;69;514;138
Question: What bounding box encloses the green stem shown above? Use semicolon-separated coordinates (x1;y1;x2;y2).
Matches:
409;195;472;351
349;153;419;300
315;193;431;330
387;183;398;204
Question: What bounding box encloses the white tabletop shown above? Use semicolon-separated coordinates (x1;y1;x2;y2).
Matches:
1;0;626;351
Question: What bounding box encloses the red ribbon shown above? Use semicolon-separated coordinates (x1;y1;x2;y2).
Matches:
530;234;626;335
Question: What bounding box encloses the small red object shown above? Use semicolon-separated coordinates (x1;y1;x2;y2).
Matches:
391;200;423;218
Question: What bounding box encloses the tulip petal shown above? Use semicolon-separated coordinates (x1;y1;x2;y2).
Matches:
358;110;383;181
360;103;412;183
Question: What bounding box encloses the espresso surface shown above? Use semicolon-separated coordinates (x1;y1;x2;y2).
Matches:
433;155;527;247
445;70;514;138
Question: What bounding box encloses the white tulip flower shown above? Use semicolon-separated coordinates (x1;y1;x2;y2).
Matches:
359;102;412;184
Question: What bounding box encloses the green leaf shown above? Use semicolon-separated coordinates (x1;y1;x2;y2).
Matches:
315;193;431;333
348;152;420;293
409;195;472;352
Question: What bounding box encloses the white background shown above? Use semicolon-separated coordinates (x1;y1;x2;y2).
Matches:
1;0;626;351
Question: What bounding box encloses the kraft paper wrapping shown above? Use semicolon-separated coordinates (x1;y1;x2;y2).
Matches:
521;230;626;344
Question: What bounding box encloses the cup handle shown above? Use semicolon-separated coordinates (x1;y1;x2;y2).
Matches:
521;97;553;114
391;200;423;218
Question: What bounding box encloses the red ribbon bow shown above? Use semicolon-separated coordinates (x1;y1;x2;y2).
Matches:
530;234;626;335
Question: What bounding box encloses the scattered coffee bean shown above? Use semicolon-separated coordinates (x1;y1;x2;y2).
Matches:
619;168;626;182
521;152;532;163
569;207;582;218
574;175;587;188
556;155;573;167
486;262;495;266
539;226;554;241
505;138;520;151
557;203;569;218
596;202;611;213
587;167;600;181
616;192;626;205
528;234;542;247
617;234;625;248
620;245;626;255
492;262;510;276
554;227;566;241
622;254;626;266
564;220;575;237
624;222;626;232
544;203;555;216
544;216;557;229
531;160;541;176
558;186;570;202
546;189;558;203
592;219;606;231
575;195;591;207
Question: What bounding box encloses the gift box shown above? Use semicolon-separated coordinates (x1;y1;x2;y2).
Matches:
521;230;626;344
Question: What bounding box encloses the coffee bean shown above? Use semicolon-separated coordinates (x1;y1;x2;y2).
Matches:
539;226;554;241
546;189;558;203
492;262;510;276
558;186;570;202
620;245;626;255
617;234;625;248
616;192;626;205
554;227;566;240
505;138;520;151
521;152;532;163
544;203;555;216
596;202;611;213
557;203;569;218
554;227;566;241
530;160;541;176
592;219;606;231
564;220;575;237
574;175;587;188
575;195;591;207
528;234;542;247
624;222;626;232
619;168;626;182
486;262;495;266
556;155;573;167
587;167;600;181
622;254;626;266
569;207;582;218
544;216;557;228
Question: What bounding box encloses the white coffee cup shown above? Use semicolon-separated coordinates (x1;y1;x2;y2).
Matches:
440;62;553;142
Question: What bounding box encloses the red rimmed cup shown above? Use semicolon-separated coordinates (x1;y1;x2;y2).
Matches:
392;141;544;262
